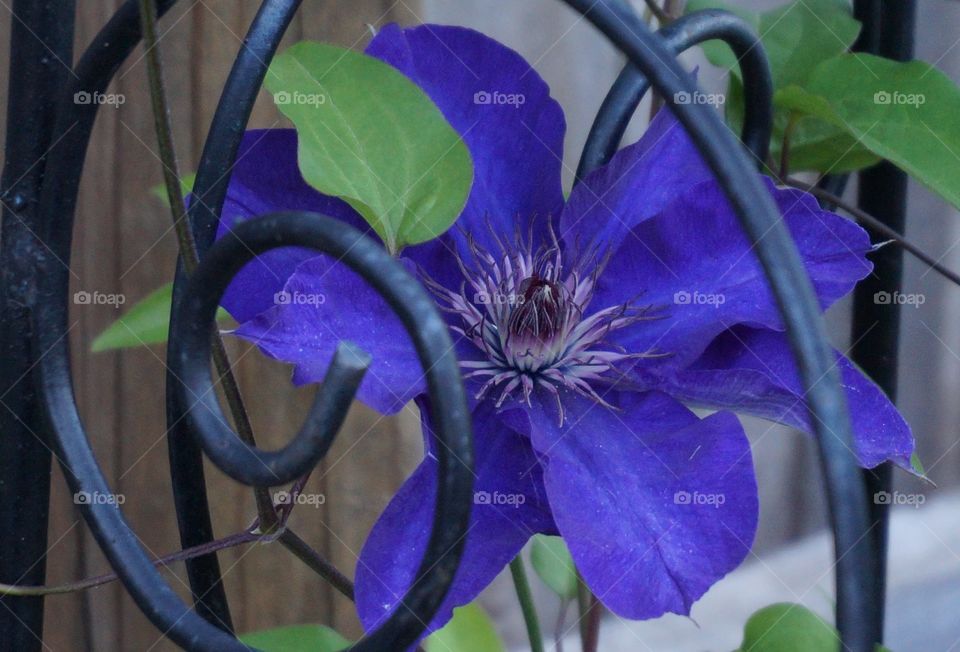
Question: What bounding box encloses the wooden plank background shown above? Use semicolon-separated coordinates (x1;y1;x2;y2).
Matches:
0;2;425;650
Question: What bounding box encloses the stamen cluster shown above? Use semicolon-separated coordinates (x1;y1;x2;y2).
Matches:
425;223;661;422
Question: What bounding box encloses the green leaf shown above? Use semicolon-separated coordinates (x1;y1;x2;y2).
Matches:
724;76;879;174
265;41;473;253
738;603;894;652
776;113;882;173
239;624;351;651
91;283;231;352
760;0;859;89
687;0;873;173
149;172;196;207
776;54;960;209
738;603;839;651
530;534;578;599
687;0;858;88
425;603;505;652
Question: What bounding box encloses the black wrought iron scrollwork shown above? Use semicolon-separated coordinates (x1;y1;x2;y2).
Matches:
563;1;876;650
0;0;902;650
576;7;773;179
164;0;302;629
174;211;475;651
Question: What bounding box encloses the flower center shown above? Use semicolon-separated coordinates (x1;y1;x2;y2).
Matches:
424;222;663;422
509;275;564;341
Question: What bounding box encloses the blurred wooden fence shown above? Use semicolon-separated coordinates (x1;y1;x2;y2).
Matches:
0;2;424;649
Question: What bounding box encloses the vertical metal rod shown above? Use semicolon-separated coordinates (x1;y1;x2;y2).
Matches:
850;1;916;642
0;2;76;648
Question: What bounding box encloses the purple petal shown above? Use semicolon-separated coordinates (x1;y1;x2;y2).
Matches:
231;255;422;415
367;24;565;275
590;176;872;375
661;326;914;469
560;107;713;252
524;390;757;620
216;129;373;322
355;401;555;642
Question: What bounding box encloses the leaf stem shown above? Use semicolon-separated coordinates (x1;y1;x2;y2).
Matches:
278;529;354;600
779;113;799;179
0;530;261;596
510;556;545;652
576;577;602;652
554;598;570;652
137;0;278;532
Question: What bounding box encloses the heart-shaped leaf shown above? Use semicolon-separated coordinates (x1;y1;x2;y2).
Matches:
265;41;473;253
530;534;578;600
686;0;859;87
425;603;505;652
738;603;839;651
776;54;960;209
91;283;231;352
687;0;873;174
738;603;893;652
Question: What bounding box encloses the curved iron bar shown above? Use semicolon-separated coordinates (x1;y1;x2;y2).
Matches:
164;0;301;627
187;0;303;252
562;1;876;649
173;212;474;651
26;0;474;649
173;335;368;487
576;8;773;179
32;308;251;650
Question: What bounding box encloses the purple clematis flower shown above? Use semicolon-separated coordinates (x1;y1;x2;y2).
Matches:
218;24;914;640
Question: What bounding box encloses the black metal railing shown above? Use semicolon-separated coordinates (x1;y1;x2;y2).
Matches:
0;1;909;649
